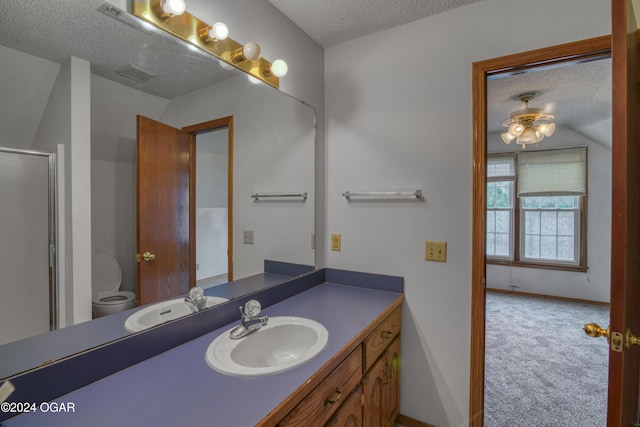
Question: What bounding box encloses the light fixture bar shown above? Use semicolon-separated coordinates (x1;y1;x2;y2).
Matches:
131;0;280;88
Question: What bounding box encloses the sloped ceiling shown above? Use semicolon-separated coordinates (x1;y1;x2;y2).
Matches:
267;0;484;48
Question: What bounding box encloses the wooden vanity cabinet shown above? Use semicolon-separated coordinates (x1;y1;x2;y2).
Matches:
265;303;402;427
363;337;400;427
325;386;363;427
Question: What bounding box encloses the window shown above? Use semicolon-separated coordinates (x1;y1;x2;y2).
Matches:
486;156;515;259
486;148;587;270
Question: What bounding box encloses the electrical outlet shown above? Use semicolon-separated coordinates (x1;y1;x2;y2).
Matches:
243;230;254;245
331;234;341;251
425;240;447;262
196;263;200;271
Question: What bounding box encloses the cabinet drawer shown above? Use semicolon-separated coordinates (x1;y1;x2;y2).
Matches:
278;346;363;427
364;306;401;371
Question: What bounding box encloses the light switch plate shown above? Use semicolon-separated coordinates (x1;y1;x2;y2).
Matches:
425;241;447;262
243;230;254;245
331;234;341;251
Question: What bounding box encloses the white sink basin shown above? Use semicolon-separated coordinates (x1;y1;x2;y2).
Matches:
124;296;229;332
205;316;329;377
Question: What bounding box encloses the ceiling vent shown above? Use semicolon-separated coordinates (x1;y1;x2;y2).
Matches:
97;3;155;35
97;3;123;19
116;64;157;83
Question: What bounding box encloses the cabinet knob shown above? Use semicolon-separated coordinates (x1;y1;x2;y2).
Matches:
381;330;393;339
324;387;342;406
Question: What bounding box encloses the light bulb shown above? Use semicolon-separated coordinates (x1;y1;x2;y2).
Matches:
242;42;262;61
270;59;288;77
160;0;186;16
248;75;262;84
209;22;229;41
218;60;234;70
508;123;524;136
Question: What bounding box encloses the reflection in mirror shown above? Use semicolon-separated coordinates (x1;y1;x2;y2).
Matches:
0;0;315;380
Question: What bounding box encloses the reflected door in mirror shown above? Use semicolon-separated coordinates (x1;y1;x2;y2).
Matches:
136;115;190;305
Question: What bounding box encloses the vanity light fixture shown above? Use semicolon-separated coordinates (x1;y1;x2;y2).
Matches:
501;93;556;149
132;0;285;88
159;0;186;17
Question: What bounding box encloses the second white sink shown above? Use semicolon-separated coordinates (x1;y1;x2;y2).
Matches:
125;296;229;332
205;316;329;376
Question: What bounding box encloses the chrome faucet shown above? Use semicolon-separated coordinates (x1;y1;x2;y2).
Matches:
185;287;207;313
229;300;268;340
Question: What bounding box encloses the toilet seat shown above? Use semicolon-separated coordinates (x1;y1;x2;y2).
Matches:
92;251;136;314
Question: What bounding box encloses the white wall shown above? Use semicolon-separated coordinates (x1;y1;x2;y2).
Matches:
486;127;611;303
196;129;229;280
91;159;137;294
32;57;93;326
161;76;316;279
324;0;610;425
90;75;170;297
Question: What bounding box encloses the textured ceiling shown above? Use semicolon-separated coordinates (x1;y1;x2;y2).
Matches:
0;0;612;155
268;0;484;47
0;0;237;99
487;57;612;148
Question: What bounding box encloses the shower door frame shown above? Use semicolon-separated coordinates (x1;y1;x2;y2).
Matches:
0;146;58;332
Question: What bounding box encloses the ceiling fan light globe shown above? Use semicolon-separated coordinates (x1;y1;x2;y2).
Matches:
501;132;515;144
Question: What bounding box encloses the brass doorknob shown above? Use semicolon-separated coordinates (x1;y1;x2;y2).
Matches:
136;251;156;262
584;323;624;352
626;330;640;349
583;323;610;340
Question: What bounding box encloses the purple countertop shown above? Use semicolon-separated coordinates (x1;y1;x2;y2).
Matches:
3;283;401;427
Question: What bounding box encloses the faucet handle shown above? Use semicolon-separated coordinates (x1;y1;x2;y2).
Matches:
243;300;262;318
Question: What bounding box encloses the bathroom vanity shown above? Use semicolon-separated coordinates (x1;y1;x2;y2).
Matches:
1;269;403;427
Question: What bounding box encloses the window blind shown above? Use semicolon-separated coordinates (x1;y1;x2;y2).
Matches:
517;147;587;196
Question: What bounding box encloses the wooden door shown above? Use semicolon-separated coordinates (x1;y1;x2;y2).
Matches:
136;115;190;306
607;1;640;424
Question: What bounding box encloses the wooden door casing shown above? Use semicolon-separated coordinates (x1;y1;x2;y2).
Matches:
469;36;613;426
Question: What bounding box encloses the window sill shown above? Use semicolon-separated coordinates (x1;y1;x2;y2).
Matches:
487;259;588;273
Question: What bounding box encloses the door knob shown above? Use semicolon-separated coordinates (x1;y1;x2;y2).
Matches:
136;252;156;262
584;323;623;352
583;323;610;339
626;329;640;349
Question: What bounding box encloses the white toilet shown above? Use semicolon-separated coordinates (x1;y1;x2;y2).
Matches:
92;251;137;318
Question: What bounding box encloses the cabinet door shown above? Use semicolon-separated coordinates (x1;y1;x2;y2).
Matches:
325;386;363;427
382;337;400;426
362;356;385;427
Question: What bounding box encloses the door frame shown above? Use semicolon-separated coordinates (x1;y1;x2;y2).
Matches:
469;35;612;426
182;116;234;286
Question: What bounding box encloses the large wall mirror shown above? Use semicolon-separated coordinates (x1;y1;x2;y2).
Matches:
0;0;315;379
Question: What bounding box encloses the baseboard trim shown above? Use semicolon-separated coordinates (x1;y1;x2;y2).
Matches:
486;288;610;307
396;413;436;427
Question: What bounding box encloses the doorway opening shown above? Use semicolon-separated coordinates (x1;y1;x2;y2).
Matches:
470;36;612;427
184;116;234;287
